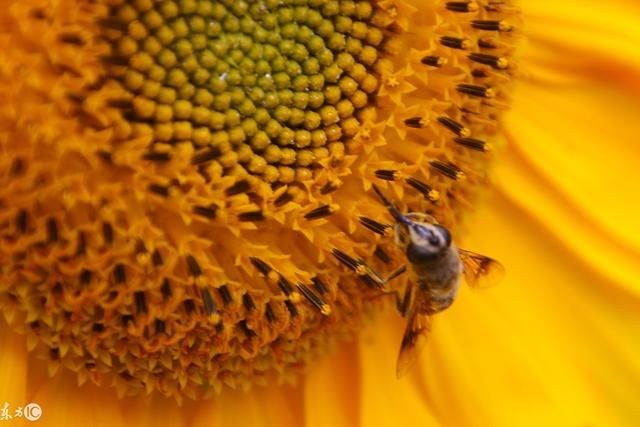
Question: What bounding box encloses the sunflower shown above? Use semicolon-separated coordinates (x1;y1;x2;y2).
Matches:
1;0;639;425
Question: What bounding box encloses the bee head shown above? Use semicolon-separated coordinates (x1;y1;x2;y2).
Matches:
405;222;452;263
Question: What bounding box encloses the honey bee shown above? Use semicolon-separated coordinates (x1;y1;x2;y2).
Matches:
371;184;505;377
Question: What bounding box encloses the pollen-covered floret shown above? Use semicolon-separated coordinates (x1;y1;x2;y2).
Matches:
0;0;519;400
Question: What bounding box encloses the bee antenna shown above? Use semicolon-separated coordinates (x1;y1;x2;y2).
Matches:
371;184;410;225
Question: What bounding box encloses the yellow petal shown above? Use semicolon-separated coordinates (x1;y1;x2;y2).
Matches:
410;189;640;426
0;322;27;419
303;341;360;427
31;372;126;427
191;384;303;427
120;395;187;427
522;1;640;71
501;82;640;295
358;312;440;427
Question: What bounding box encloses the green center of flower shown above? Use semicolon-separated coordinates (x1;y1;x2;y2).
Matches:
106;0;383;184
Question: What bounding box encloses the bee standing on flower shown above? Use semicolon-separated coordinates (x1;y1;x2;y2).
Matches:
371;184;505;377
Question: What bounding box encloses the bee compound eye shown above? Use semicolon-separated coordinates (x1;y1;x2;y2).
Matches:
406;243;439;263
435;224;452;247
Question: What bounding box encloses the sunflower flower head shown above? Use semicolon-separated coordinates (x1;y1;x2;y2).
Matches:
0;0;519;401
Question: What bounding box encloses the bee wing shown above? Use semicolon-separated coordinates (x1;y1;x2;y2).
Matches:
396;308;432;378
458;248;505;289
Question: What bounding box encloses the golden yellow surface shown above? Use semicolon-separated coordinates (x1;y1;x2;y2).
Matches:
1;0;640;426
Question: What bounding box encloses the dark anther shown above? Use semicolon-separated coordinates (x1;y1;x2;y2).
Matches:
217;285;232;306
278;276;294;296
30;321;40;330
99;55;129;66
297;283;330;315
191;147;221;165
374;245;392;264
76;231;86;256
249;257;272;275
285;300;299;318
478;38;498;49
375;169;398;181
472;20;511;31
312;277;328;295
142;151;171;162
134;291;147;314
148;183;170;197
445;1;478;12
265;302;275;322
114;264;126;284
454;137;491;152
30;8;46;19
52;282;63;295
359;216;390;236
456;83;494;98
471;69;488;78
121;314;134;327
437;116;469;137
106;98;133;109
92;323;104;333
10;158;24;177
440;36;470;50
16;210;28;234
186;254;202;277
200;288;217;316
421;56;446;67
96;150;113;163
47;218;58;242
50;347;60;360
225;180;251;196
155;319;166;334
242;293;256;311
332;248;360;271
79;269;92;285
320;181;339;194
161;278;172;299
468;52;508;69
183;299;195;314
430;161;465;181
58;33;84;45
359;273;380;288
238;211;265;222
193;204;217;219
152;249;163;267
135;239;146;255
102;222;113;245
107;290;118;302
239;320;257;338
405;177;439;201
304;204;333;220
404;117;426;128
274;191;293;207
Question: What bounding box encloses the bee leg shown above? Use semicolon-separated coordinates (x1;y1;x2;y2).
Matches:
393;223;410;247
396;282;413;317
383;264;407;286
362;263;407;290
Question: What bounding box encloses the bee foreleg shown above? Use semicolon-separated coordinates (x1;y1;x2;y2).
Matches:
384;264;407;285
